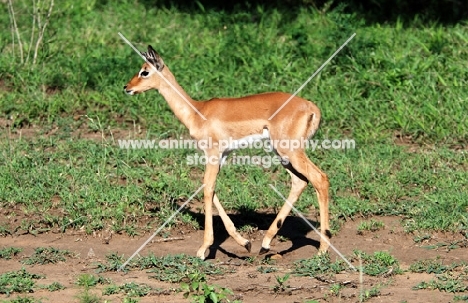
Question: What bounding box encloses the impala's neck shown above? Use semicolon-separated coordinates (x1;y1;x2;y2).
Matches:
157;67;200;130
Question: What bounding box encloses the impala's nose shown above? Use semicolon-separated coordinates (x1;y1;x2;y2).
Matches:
123;85;134;95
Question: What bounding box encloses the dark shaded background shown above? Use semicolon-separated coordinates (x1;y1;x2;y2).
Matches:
98;0;468;24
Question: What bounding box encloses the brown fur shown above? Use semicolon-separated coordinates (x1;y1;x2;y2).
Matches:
124;46;330;259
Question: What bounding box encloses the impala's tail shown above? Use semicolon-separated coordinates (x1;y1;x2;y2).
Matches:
307;104;321;138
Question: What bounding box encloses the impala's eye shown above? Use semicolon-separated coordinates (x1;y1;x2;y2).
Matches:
140;70;149;77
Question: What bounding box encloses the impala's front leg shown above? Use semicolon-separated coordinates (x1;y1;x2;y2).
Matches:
196;159;220;260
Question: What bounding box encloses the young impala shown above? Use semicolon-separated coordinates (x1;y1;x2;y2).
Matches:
124;45;330;260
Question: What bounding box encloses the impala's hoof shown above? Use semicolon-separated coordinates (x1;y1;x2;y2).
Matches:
244;241;252;253
259;246;270;255
318;248;329;256
196;248;207;260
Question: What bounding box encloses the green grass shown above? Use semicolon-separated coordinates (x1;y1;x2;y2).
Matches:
103;282;155;297
22;247;73;265
411;259;468;296
0;269;44;296
96;253;227;282
357;219;385;233
293;250;401;278
353;250;402;276
1;297;43;303
293;251;401;301
293;253;347;278
1;1;467;143
1;131;467;236
39;282;65;292
74;274;111;303
409;257;452;274
414;275;468;293
0;268;63;300
0;247;22;260
95;253;235;301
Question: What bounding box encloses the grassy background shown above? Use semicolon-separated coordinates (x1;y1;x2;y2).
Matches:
0;0;467;237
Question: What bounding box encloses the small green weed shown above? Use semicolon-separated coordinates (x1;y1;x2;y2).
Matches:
0;225;11;237
123;225;139;237
103;282;153;297
76;274;98;288
360;284;382;302
102;284;119;296
413;274;468;293
95;253;227;283
257;266;278;274
75;274;106;303
412;260;468;293
409;257;450;274
357;219;385;234
413;234;431;243
0;268;44;296
454;295;468;301
181;271;234;303
354;250;401;276
141;254;226;282
39;281;65;292
273;273;290;293
22;247;72;265
0;247;22;260
329;283;344;296
293;254;346;278
420;239;468;252
95;252;125;273
238;224;257;234
1;297;43;303
121;282;152;297
76;274;110;289
75;290;101;303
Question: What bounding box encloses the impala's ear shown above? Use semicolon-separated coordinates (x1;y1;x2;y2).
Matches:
142;45;164;71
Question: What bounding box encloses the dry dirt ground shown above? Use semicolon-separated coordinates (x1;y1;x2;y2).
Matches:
1;216;467;303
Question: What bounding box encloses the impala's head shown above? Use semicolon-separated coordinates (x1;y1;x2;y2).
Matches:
123;45;165;95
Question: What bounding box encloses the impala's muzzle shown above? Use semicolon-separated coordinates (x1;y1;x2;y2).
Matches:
123;85;134;95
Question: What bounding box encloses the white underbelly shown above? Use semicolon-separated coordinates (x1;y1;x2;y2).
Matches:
219;128;270;165
224;128;270;150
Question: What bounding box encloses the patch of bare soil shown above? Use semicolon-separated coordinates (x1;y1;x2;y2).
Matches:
0;118;148;142
0;216;467;302
393;132;468;152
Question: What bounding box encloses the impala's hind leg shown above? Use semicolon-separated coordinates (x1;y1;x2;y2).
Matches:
260;167;308;254
286;150;330;253
260;150;330;255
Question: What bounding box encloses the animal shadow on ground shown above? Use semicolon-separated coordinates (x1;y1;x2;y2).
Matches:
180;204;321;260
